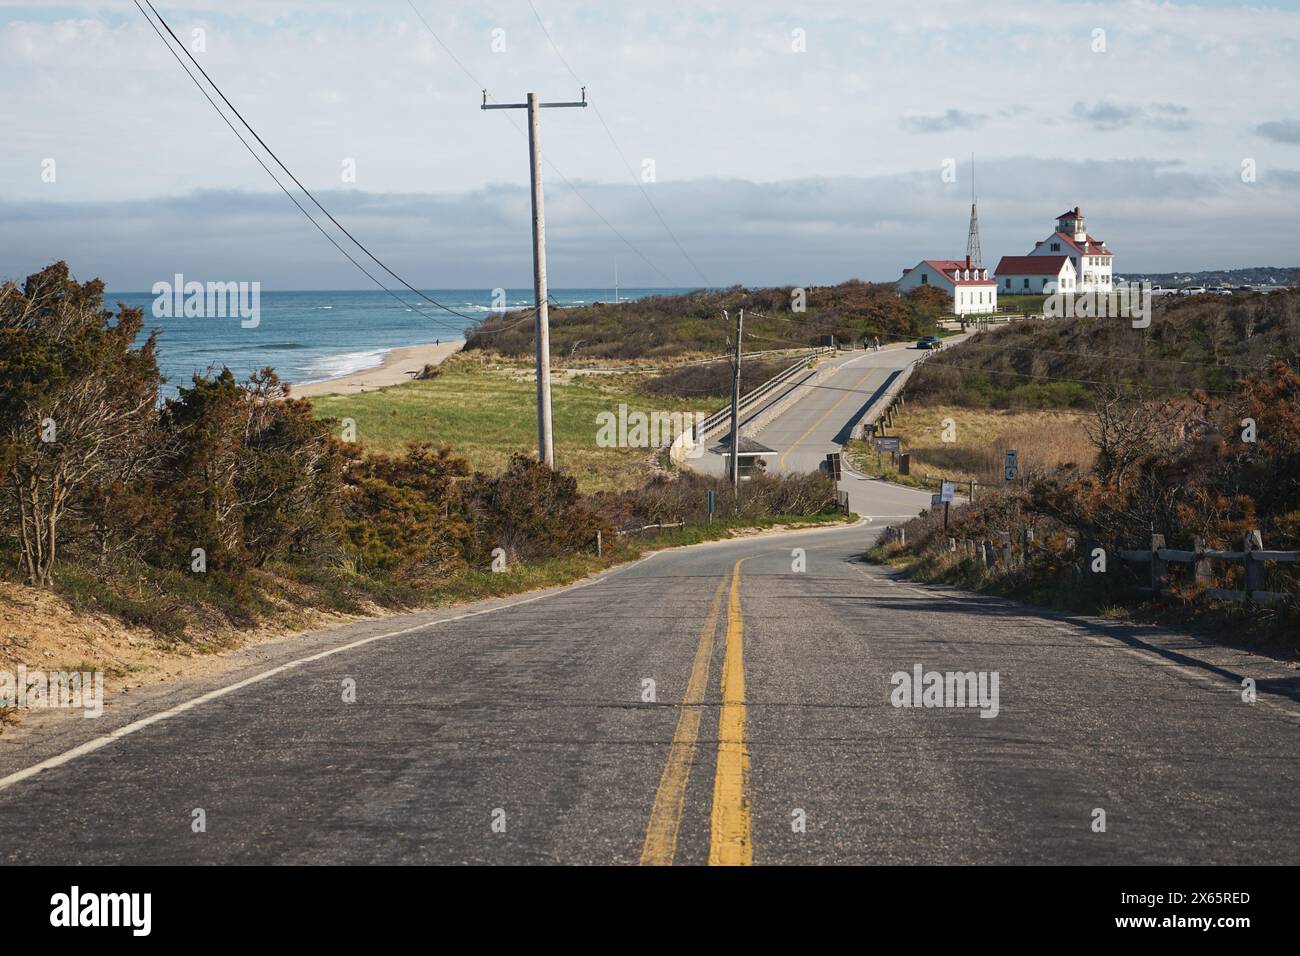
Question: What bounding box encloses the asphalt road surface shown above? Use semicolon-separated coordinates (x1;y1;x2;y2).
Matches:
2;517;1296;864
687;342;958;514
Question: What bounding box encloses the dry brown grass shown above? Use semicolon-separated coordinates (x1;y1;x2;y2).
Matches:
849;403;1095;485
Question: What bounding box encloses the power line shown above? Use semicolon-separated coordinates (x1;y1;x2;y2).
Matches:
132;0;476;336
141;0;486;324
525;0;710;286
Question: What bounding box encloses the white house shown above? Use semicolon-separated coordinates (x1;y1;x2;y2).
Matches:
1026;206;1113;292
994;255;1077;294
896;257;998;315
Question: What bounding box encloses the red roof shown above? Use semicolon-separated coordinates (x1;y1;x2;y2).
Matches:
1047;232;1111;256
922;260;996;285
995;255;1073;276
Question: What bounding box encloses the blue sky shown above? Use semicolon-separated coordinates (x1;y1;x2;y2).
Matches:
2;0;1299;290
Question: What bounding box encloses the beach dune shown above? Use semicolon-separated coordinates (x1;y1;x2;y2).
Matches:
292;340;464;397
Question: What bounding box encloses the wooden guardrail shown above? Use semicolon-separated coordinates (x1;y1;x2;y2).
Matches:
1118;530;1299;606
883;526;1298;607
689;347;833;445
615;520;685;537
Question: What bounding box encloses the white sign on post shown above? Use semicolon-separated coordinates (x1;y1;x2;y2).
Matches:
940;481;955;503
1004;449;1018;482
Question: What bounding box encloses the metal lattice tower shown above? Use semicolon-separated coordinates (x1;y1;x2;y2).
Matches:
965;154;983;268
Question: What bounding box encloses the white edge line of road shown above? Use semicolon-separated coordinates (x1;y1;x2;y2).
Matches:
0;515;884;795
0;550;670;794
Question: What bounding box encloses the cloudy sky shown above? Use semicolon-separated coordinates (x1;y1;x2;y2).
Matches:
3;0;1299;292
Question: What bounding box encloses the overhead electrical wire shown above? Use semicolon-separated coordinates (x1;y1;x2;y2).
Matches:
131;0;490;337
138;0;519;333
525;0;710;287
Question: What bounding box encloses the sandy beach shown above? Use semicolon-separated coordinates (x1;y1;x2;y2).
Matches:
292;339;464;397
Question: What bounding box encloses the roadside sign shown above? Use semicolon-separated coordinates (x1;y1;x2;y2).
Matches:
707;489;716;514
825;452;842;480
874;436;901;453
930;494;943;508
898;452;910;476
1004;449;1018;482
940;481;955;503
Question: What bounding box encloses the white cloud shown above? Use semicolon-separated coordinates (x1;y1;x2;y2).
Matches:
2;0;1299;286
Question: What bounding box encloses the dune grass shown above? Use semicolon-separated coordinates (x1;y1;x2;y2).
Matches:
306;359;717;493
845;403;1095;487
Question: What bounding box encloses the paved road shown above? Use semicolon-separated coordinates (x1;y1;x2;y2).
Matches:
686;343;956;515
2;519;1296;864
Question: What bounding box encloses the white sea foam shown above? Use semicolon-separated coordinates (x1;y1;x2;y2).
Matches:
298;348;390;384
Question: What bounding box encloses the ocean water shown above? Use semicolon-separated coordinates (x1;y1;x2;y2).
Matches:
105;288;689;395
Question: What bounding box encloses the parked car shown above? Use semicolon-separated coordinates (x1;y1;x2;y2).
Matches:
916;336;943;350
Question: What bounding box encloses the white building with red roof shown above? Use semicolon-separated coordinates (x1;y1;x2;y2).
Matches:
993;254;1077;294
895;255;998;315
1025;206;1113;292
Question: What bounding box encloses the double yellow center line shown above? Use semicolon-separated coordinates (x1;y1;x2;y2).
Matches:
640;560;751;866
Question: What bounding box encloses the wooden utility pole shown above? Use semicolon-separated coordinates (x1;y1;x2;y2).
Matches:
728;309;744;487
482;88;587;468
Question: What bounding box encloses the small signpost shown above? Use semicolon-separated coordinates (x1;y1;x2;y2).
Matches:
873;435;901;470
825;452;842;480
706;488;716;523
940;481;955;529
1004;449;1019;482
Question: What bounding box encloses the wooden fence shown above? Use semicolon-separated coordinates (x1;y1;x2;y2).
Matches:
1118;530;1299;606
878;525;1298;607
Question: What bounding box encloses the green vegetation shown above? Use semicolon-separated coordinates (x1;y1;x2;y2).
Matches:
868;353;1300;650
909;290;1300;409
995;293;1049;315
465;282;954;361
641;354;795;400
1;262;845;645
308;356;716;493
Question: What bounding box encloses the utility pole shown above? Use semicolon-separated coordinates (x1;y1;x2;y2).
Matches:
482;88;588;468
728;308;744;488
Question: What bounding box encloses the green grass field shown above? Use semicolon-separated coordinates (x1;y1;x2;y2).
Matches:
996;293;1049;314
307;360;718;493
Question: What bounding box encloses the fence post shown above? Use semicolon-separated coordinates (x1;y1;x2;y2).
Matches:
1192;536;1211;589
1151;534;1167;598
1244;529;1265;597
